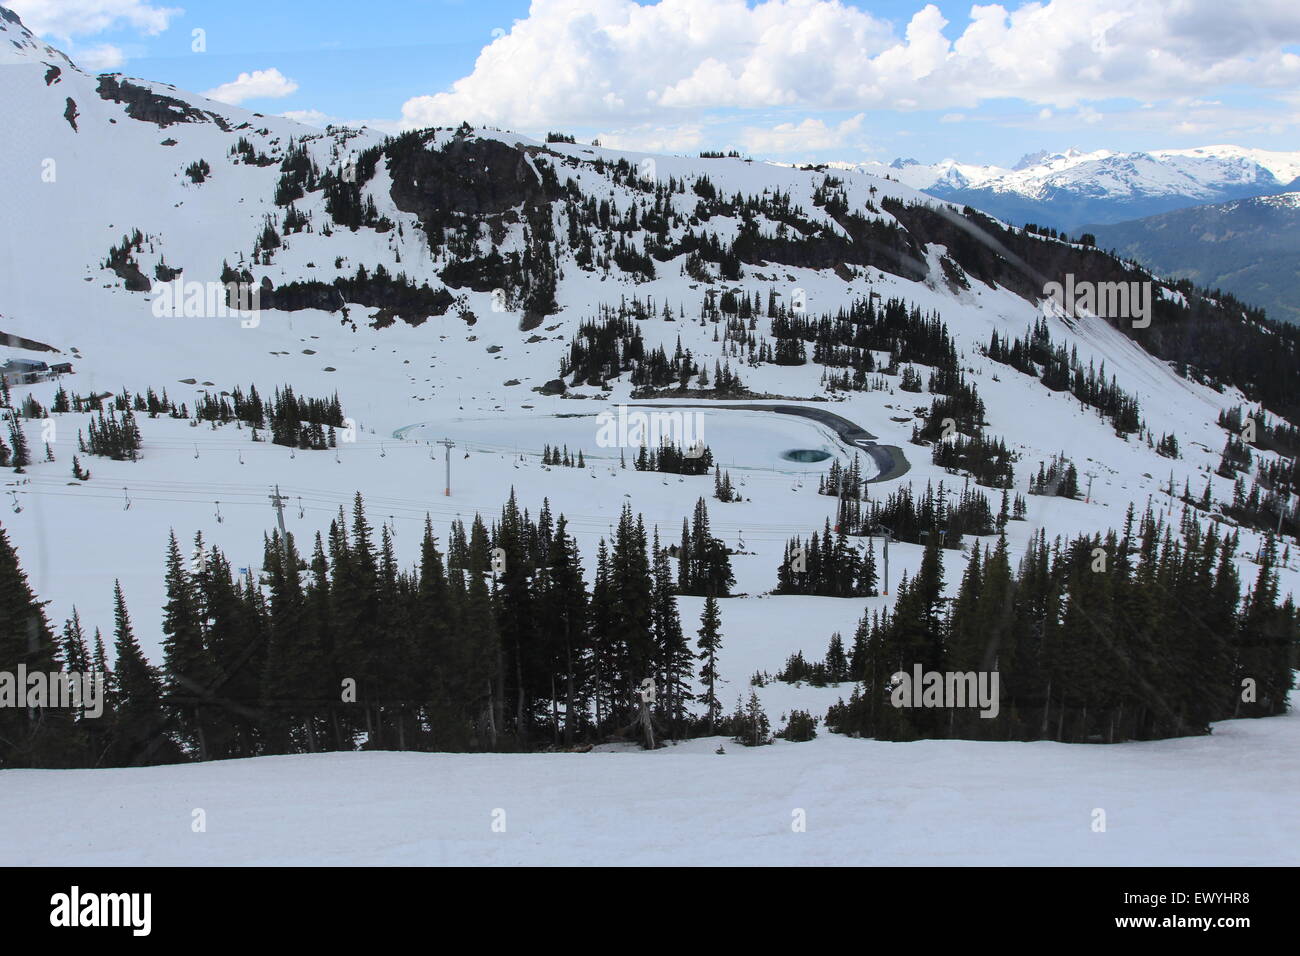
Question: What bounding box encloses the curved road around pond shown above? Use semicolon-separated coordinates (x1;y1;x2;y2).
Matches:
630;402;910;483
394;402;910;484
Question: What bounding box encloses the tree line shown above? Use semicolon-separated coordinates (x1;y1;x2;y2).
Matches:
819;507;1295;743
0;493;741;768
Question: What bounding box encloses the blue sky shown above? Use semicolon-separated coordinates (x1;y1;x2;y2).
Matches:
10;0;1300;166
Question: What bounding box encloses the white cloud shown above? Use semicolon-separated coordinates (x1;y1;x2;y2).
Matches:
76;42;125;70
279;109;332;128
7;0;181;41
204;68;299;106
739;113;865;154
999;97;1300;143
399;0;1300;133
596;124;706;153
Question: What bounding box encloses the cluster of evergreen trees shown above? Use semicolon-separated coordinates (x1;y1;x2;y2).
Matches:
48;384;177;418
266;138;391;237
221;261;454;326
818;455;871;499
194;383;346;450
775;521;878;597
824;509;1296;743
554;288;973;402
541;444;585;468
986;319;1142;435
778;633;852;685
229;136;275;167
832;480;1017;549
931;432;1017;488
911;375;987;442
0;492;748;767
1218;405;1300;460
713;466;742;502
561;303;746;394
80;407;142;461
1216;434;1255;478
633;440;713;475
675;498;736;597
101;229;151;291
1029;453;1081;498
1184;470;1298;540
767;296;956;379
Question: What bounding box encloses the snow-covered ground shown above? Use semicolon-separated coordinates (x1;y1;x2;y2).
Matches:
2;708;1296;866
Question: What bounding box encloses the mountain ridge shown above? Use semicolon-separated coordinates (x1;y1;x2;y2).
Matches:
844;145;1300;232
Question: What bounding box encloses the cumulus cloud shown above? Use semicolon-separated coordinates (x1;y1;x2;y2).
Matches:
7;0;181;41
398;0;1300;133
204;68;299;106
596;124;706;152
279;109;333;128
76;42;125;70
739;113;866;153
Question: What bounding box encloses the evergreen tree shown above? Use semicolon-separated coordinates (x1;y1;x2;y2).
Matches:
161;531;217;759
0;522;75;767
697;594;724;733
109;581;180;766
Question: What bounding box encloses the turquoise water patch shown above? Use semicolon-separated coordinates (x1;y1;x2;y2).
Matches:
781;449;831;463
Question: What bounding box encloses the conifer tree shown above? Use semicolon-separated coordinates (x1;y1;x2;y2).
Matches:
697;594;723;733
0;522;75;767
161;531;217;759
109;581;179;766
7;411;29;471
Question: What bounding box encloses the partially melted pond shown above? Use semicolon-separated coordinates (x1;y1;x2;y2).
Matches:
781;449;832;463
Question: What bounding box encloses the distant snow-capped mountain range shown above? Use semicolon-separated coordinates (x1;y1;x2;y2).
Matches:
843;146;1300;231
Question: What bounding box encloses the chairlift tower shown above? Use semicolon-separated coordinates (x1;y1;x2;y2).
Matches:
437;439;456;496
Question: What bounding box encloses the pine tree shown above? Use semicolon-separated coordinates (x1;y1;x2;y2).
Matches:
161;531;217;759
825;632;848;682
697;594;723;733
109;580;180;766
7;412;29;472
0;522;76;767
651;533;691;738
731;690;771;746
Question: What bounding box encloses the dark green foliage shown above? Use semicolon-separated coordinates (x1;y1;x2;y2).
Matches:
727;691;772;746
80;407;141;460
986;318;1143;435
777;709;818;741
676;499;735;597
823;508;1296;744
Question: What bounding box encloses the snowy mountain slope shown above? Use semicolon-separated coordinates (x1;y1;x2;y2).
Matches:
1;0;1296;655
851;145;1300;231
0;4;72;69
